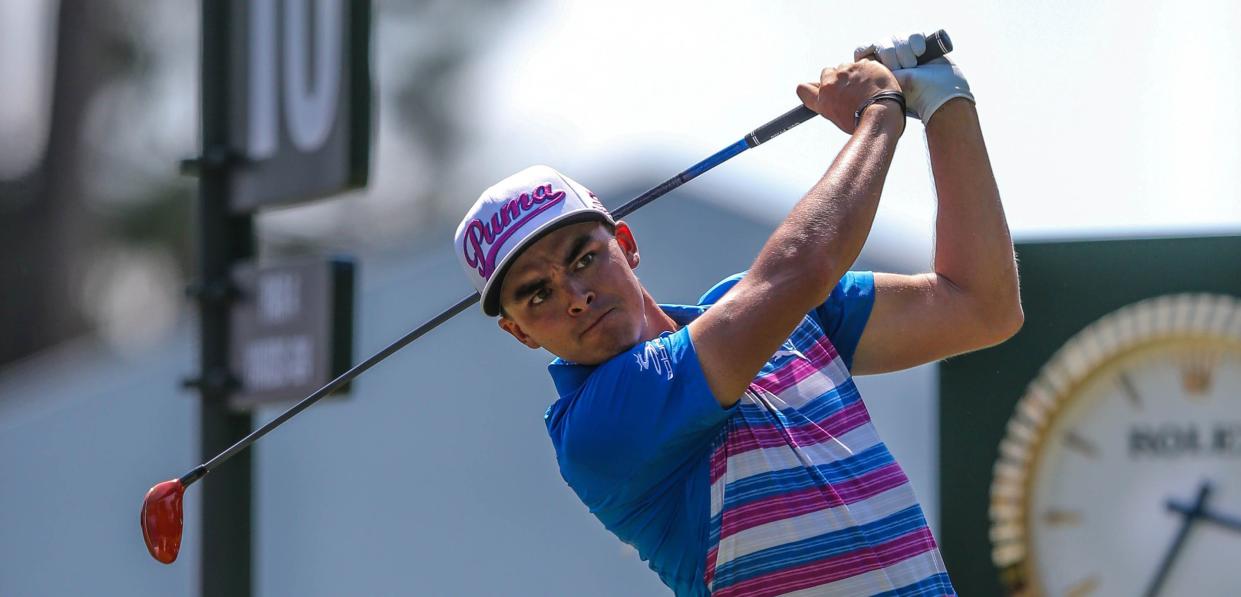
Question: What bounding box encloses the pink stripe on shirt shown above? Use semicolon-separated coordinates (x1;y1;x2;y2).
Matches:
715;463;910;542
709;400;873;485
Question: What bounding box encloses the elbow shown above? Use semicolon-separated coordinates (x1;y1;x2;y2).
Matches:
985;300;1024;344
999;276;1026;338
977;272;1024;343
787;267;841;312
965;277;1023;345
1000;305;1025;339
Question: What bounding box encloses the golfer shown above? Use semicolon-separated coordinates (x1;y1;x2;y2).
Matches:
454;33;1020;596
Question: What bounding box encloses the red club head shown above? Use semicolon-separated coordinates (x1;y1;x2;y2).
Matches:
141;479;185;564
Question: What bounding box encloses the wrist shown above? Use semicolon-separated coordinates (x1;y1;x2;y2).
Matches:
924;96;976;128
855;91;906;135
857;101;905;135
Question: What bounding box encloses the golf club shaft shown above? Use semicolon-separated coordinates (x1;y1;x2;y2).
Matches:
182;30;955;487
183;292;479;486
178;110;798;487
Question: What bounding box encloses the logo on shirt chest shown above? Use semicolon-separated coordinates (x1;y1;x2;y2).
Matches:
634;339;674;381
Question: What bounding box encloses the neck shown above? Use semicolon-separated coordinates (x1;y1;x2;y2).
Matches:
638;289;679;340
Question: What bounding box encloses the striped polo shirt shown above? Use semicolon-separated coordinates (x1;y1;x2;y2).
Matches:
545;272;955;596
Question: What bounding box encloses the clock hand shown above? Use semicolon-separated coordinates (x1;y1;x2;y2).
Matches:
1142;481;1212;597
1168;500;1241;534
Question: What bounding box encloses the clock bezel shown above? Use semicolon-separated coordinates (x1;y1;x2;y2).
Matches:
987;292;1241;595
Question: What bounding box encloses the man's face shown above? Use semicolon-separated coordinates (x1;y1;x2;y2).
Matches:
497;220;648;365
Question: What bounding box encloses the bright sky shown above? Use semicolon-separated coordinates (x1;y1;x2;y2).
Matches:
472;0;1241;245
0;0;55;179
5;0;1240;248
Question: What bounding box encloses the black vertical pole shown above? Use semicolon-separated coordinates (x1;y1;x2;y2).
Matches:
197;1;253;596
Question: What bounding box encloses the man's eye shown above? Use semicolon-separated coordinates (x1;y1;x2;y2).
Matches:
530;287;550;305
575;253;595;270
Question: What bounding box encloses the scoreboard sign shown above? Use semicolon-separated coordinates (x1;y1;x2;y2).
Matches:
226;0;371;212
229;257;355;408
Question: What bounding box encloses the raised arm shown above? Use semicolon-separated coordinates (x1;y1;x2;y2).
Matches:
848;35;1024;376
688;60;905;407
851;100;1023;374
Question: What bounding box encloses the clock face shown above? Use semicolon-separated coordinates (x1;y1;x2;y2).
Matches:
990;294;1241;597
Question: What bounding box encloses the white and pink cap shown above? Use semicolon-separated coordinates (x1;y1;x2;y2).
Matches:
455;165;614;316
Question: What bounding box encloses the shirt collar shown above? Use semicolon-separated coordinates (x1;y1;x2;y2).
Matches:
547;304;706;397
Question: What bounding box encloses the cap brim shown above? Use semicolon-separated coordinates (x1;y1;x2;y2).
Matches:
481;211;615;317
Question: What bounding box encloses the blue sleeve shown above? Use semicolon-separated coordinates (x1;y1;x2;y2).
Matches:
697;272;745;305
699;270;876;370
811;271;876;370
555;327;734;506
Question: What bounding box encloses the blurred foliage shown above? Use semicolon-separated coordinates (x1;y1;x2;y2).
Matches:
107;182;196;268
0;0;523;365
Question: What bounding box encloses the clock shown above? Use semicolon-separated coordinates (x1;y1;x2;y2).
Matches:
988;293;1241;596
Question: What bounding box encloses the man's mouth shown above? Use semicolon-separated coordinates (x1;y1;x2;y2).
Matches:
581;308;614;337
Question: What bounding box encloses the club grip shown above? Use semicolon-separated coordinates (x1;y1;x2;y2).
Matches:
917;29;952;64
744;29;953;147
857;29;953;67
744;105;818;148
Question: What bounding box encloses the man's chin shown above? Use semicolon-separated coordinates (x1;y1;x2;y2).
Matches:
569;336;642;366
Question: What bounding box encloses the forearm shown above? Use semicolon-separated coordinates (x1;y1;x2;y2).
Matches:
925;99;1022;324
747;104;904;310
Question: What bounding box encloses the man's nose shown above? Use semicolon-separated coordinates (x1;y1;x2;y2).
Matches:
567;282;595;315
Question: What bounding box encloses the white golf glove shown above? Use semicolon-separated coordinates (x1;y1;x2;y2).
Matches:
854;33;974;123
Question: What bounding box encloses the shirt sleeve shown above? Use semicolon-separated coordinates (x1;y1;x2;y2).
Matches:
554;327;734;506
698;270;876;370
697;272;745;305
810;270;877;371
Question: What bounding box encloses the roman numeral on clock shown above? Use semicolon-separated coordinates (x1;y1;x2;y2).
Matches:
1063;429;1100;459
1118;372;1142;409
1065;574;1099;597
1180;349;1217;397
1043;509;1082;527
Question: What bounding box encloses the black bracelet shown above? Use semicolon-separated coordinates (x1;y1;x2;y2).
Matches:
854;91;907;127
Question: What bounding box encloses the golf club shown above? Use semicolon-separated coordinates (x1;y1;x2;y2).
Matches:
141;29;953;565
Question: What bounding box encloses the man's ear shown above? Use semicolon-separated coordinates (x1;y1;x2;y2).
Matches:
614;221;639;269
498;316;541;349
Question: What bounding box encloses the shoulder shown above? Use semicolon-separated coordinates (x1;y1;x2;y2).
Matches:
545;323;737;508
547;330;686;401
817;271;876;322
832;270;875;298
811;271;876;370
545;331;683;439
544;333;682;489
